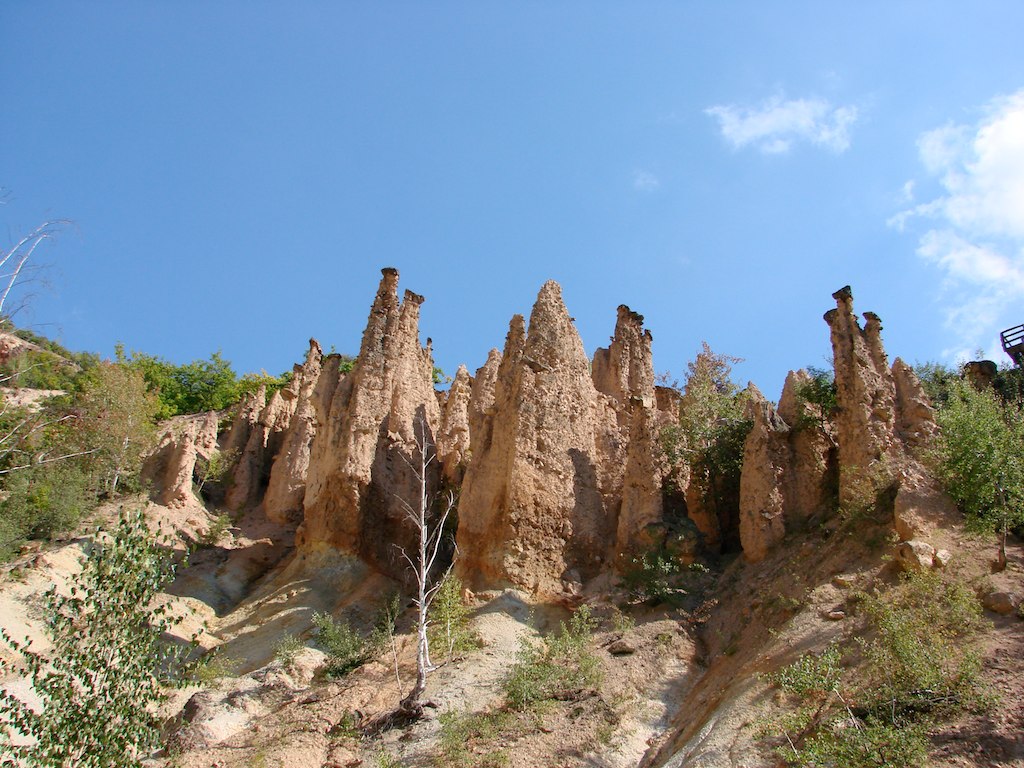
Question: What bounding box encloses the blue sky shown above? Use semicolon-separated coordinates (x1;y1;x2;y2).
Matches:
3;2;1024;398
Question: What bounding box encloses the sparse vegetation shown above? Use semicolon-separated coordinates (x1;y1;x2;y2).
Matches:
504;605;602;710
436;709;513;768
273;634;303;669
427;573;479;662
793;366;836;430
762;570;988;768
312;611;375;678
0;508;197;767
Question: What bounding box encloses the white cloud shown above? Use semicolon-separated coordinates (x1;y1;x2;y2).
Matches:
632;169;660;192
705;95;858;154
893;89;1024;360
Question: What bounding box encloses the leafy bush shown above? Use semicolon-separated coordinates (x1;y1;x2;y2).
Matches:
312;611;375;677
933;378;1024;534
660;343;752;540
762;571;987;768
793;366;837;429
0;509;196;767
274;634;304;669
427;574;479;661
504;605;602;710
0;461;92;559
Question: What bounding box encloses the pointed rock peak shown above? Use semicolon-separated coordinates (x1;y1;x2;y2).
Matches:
306;338;323;365
525;281;587;372
453;364;470;384
778;369;811;425
505;314;527;356
403;288;425;307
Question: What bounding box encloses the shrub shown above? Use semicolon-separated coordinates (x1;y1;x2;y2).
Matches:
427;574;479;661
0;508;196;767
793;366;836;429
933;378;1024;534
311;611;374;678
762;571;987;768
274;634;303;669
504;605;602;710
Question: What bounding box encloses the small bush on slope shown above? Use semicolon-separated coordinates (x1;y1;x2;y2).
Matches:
504;605;602;710
762;570;988;768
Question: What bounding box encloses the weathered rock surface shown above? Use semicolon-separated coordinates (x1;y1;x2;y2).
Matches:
226;379;300;513
436;364;472;485
455;287;661;594
456;283;621;594
468;348;501;452
824;287;958;541
738;387;790;562
264;340;323;523
824;286;900;509
298;268;442;579
143;412;220;507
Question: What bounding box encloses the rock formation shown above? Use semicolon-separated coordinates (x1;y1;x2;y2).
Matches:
436;364;472;485
298;268;442;579
143;411;220;507
264;339;324;523
227;387;296;514
824;286;956;542
738;387;790;562
467;348;501;455
455;285;661;594
824;286;902;509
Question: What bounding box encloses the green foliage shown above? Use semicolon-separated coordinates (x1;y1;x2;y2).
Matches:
427;574;479;662
436;709;512;768
762;571;987;768
376;749;405;768
194;448;238;496
0;508;196;767
337;354;357;374
117;346;242;418
311;596;400;679
619;550;685;604
198;513;232;547
69;362;160;495
933;378;1024;533
504;605;602;710
432;366;451;386
311;611;374;678
793;366;837;429
192;649;240;686
236;370;293;400
274;634;304;669
661;342;751;527
913;361;959;409
0;462;92;559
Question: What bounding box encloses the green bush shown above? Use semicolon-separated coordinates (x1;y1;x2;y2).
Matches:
793;366;837;429
762;571;987;768
0;461;92;559
427;574;479;662
504;605;602;710
274;634;304;669
0;509;196;767
312;611;374;677
933;378;1024;534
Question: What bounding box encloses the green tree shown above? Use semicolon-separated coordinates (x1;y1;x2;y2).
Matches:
117;347;242;418
70;363;160;495
933;378;1024;566
661;343;751;543
0;508;197;767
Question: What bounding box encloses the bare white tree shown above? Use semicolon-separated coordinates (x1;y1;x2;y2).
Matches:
0;219;67;321
394;416;457;716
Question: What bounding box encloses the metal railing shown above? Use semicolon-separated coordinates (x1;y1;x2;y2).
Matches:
1001;324;1024;366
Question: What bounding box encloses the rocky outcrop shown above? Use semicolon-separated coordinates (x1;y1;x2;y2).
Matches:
824;287;902;509
455;286;661;594
892;357;938;451
436;365;472;485
824;287;957;542
264;340;323;523
225;386;296;512
737;372;839;563
143;412;219;507
468;348;501;455
298;268;442;579
596;306;663;558
456;283;621;594
738;388;790;562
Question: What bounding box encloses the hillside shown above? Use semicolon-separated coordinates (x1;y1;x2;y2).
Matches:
1;270;1022;768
